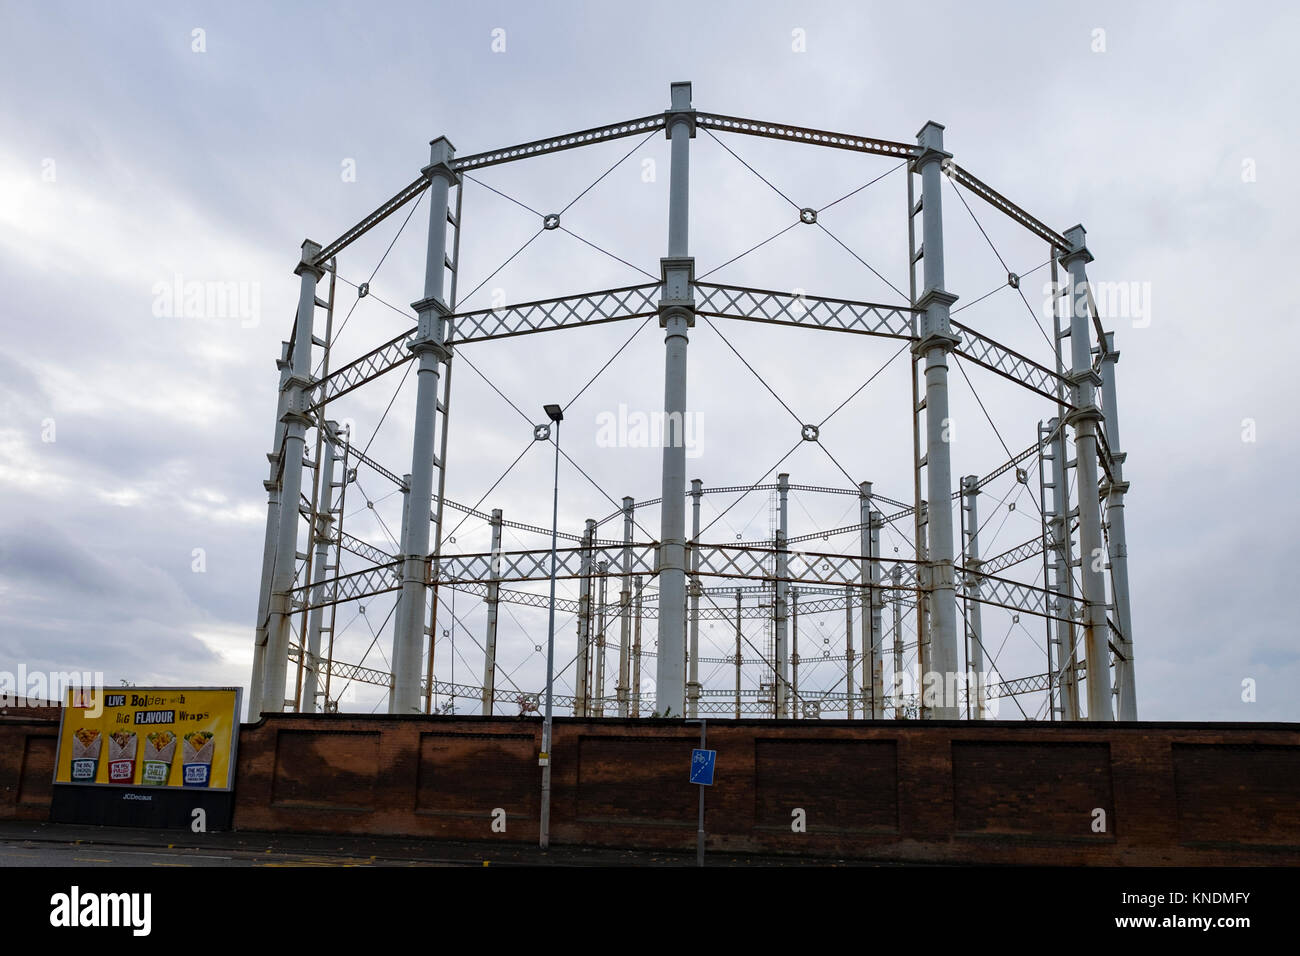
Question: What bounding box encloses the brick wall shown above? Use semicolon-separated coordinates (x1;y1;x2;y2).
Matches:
0;717;60;821
5;713;1298;864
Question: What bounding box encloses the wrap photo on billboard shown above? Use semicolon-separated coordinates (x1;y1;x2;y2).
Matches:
181;730;215;787
142;731;177;786
106;730;138;783
70;727;102;782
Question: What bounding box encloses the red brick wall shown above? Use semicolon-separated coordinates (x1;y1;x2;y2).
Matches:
0;718;60;821
5;713;1299;864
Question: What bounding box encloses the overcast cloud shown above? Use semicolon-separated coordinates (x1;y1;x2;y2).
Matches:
1;1;1296;721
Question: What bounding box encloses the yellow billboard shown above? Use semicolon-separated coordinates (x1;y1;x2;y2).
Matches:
54;687;240;790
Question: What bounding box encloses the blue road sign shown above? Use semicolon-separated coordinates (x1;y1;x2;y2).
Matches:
690;748;716;786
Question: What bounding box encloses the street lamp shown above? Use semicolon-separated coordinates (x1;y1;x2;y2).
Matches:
539;403;563;850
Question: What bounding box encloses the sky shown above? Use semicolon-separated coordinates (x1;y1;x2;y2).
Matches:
0;0;1296;722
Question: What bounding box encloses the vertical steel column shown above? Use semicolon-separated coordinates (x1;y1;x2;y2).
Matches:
302;422;339;714
791;588;800;715
913;121;961;719
261;240;324;713
1047;416;1080;720
890;564;904;719
1036;420;1060;720
774;473;790;717
1098;333;1136;719
960;475;986;719
655;80;695;719
687;480;703;716
906;169;930;719
617;497;634;717
1059;225;1113;720
390;138;456;714
249;340;294;717
391;473;411;639
856;482;871;718
844;585;854;719
734;589;742;719
869;511;884;717
424;183;462;714
481;508;502;715
632;574;643;717
575;519;595;717
595;561;609;717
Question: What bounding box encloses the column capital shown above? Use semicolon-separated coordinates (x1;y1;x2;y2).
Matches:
859;480;872;499
915;287;959;312
280;406;312;428
422;136;460;185
911;329;961;358
295;240;325;278
282;370;315;394
914;121;952;167
1064;402;1104;427
1100;477;1131;497
1093;331;1119;364
960;474;981;495
658;256;695;328
1059;224;1094;266
1066;367;1103;389
411;294;452;318
409;337;452;362
665;80;696;138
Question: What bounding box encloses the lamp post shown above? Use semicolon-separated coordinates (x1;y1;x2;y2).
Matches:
539;403;563;850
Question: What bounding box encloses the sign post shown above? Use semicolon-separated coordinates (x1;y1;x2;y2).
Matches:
688;719;714;867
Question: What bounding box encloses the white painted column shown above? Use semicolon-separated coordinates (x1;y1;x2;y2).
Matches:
302;422;340;713
774;472;790;717
913;122;962;719
1098;333;1136;720
687;479;702;716
890;564;904;719
575;519;594;717
734;589;742;719
1060;225;1113;720
960;475;986;719
632;574;643;717
617;497;633;717
791;588;801;715
869;511;884;718
262;240;324;713
481;508;502;715
655;80;695;719
390;137;456;714
249;340;294;717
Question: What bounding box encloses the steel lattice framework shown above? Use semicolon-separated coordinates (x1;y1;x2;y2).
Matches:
248;83;1137;725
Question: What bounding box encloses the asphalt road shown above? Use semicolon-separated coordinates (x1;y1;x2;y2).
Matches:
0;821;850;867
0;838;454;867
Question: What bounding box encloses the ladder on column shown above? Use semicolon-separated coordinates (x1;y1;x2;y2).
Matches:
1048;256;1083;718
321;431;351;714
907;167;931;718
291;260;338;711
422;180;463;714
